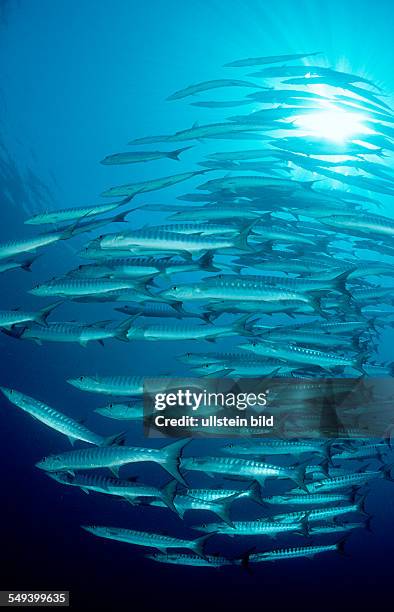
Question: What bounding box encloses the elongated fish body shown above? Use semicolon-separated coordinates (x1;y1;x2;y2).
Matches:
181;456;305;488
25;201;125;225
196;519;304;536
98;229;242;254
0;256;37;273
256;329;356;350
177;351;282;366
127;319;245;342
167;79;264;100
0;232;63;261
169;206;261;222
332;443;388;461
205;299;314;317
0;387;107;446
320;213;394;238
198;175;306;193
246;542;339;563
116;302;200;320
95;402;143;420
151;222;239;237
82;525;211;556
295;471;381;493
36;439;189;484
240;341;362;371
101;170;208;198
30;278;139;298
100;147;192;165
224;52;321;68
47;472;177;510
67;375;145;395
262;493;351;506
221;440;330;457
146;553;232;567
272;500;365;523
194;361;290;377
17;321;130;347
147;493;235;523
164;121;274;143
69;260;161;279
161;278;318;308
0;302;59;329
309;522;365;536
209;273;350;294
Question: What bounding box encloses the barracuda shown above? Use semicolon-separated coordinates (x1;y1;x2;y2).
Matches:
82;525;213;557
67;375;147;395
221;440;333;458
29;277;143;298
160;279;322;311
146;553;233;567
0;387;122;446
271;498;367;523
47;472;178;512
24;199;129;225
100;146;192;165
146;493;237;525
94;401;143;420
126;315;252;342
195;518;307;537
181;456;307;489
239;340;366;373
244;541;344;564
101;170;208;198
12;318;134;347
0;302;60;329
36;438;189;484
261;492;352;506
320;213;394;237
0;231;65;261
97;226;253;254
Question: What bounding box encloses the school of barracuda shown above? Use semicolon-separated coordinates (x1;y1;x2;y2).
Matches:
2;51;394;568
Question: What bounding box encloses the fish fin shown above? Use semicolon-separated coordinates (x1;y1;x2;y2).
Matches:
232;220;259;252
115;315;141;342
240;547;256;574
101;431;127;447
109;467;120;478
67;436;76;446
336;536;348;557
35;301;63;326
160;438;191;485
205;337;217;343
247;480;264;505
212;498;236;527
81;487;90;495
290;466;308;491
197;251;221;273
167;145;194;160
192;533;215;560
160;479;179;514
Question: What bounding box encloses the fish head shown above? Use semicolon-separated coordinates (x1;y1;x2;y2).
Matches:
0;386;21;402
35;454;65;471
29;284;44;296
192;523;218;533
46;471;74;484
67;376;91;390
160;284;197;300
221;442;238;453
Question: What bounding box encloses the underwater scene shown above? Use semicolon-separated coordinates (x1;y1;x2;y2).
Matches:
1;1;394;610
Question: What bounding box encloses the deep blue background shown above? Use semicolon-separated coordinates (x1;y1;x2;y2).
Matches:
1;1;394;610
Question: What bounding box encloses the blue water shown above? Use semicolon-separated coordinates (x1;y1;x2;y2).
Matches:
1;1;394;610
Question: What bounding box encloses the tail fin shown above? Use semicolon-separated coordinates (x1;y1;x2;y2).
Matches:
233;220;259;252
336;536;348;557
101;431;126;447
21;255;39;271
332;270;354;300
289;466;308;491
197;251;221;273
191;533;215;559
35;301;63;326
167;145;193;160
211;495;238;526
233;314;255;335
246;480;264;505
240;547;255;573
160;438;191;485
114;315;141;342
357;494;369;516
159;479;178;513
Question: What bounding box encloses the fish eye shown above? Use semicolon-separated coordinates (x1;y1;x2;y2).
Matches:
172;286;177;290
227;443;234;448
79;376;84;381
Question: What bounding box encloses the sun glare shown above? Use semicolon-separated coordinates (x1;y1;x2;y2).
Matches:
293;106;372;143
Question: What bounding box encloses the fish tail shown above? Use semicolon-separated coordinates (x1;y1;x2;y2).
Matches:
332;270;354;300
233;220;259;252
336;536;348;557
192;533;215;559
114;314;141;342
160;438;191;485
197;251;221;273
240;547;255;573
21;254;39;271
100;431;126;447
290;466;308;491
167;145;193;160
247;480;265;506
160;479;178;513
36;300;63;326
